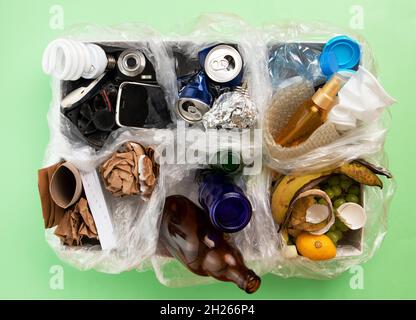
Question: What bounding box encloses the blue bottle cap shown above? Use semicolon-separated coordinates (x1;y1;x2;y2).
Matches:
320;35;361;77
319;51;339;77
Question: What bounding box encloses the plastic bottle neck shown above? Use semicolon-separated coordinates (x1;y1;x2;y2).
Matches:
311;74;346;111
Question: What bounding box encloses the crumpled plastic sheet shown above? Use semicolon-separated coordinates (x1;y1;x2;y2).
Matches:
269;42;326;88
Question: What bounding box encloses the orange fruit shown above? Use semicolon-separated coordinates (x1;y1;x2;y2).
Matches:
295;232;336;261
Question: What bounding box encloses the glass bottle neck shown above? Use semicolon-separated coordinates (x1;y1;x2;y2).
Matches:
220;267;261;293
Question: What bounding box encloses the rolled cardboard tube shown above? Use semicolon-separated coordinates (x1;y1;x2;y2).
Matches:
49;162;83;209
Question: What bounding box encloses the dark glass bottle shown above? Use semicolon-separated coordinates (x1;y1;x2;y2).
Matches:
209;150;243;175
198;172;252;233
158;195;261;293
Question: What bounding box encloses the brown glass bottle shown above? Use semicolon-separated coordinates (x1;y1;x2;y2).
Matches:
274;74;346;147
158;195;261;293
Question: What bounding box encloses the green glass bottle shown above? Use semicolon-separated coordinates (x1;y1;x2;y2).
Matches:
210;150;243;175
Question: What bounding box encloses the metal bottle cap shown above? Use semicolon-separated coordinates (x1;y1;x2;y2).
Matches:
204;45;243;84
117;49;146;77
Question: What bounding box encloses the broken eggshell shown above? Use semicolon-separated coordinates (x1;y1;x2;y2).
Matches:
309;208;335;235
286;189;335;236
306;204;329;223
336;202;366;230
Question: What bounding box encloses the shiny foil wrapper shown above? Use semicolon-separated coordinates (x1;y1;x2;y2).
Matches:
202;91;258;129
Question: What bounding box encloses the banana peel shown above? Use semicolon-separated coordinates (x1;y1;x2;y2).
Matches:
336;162;383;187
272;171;330;225
272;160;392;227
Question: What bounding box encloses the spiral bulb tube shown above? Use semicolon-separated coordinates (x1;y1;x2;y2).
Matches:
42;39;108;80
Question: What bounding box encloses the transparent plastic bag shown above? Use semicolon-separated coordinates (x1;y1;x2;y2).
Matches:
42;24;178;273
270;151;396;279
260;23;391;175
40;14;395;284
269;43;326;88
151;135;278;287
45;130;169;273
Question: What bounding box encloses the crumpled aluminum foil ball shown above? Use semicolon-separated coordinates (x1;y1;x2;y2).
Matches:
202;90;258;129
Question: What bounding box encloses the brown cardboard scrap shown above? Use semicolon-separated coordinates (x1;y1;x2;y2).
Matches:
100;142;158;199
38;162;65;229
54;197;98;246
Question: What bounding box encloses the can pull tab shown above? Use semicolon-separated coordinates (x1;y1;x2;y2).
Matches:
210;55;235;71
186;104;203;119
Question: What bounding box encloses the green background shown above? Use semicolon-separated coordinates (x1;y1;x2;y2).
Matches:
0;0;414;299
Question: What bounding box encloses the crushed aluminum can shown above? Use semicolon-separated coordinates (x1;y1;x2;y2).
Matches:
176;71;213;123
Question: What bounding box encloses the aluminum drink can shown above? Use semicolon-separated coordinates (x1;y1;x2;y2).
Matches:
200;44;243;87
176;71;213;123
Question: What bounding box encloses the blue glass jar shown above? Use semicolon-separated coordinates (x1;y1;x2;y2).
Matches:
198;173;252;233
